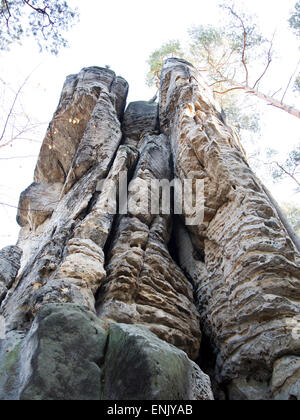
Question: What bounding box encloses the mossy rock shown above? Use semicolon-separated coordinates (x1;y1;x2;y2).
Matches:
102;323;213;400
0;331;24;400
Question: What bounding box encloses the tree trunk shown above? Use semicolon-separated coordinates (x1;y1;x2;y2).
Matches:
246;85;300;119
220;80;300;119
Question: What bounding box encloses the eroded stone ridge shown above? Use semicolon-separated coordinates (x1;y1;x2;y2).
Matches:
122;100;159;142
0;304;213;400
0;61;299;400
0;246;22;304
96;134;201;360
159;58;300;400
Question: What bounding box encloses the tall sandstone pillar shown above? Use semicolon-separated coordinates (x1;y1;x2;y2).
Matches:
159;58;300;400
0;59;299;400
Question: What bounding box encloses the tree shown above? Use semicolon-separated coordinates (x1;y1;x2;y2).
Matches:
0;0;78;54
282;202;300;235
146;40;184;88
295;75;300;92
147;2;300;120
147;37;261;133
188;21;264;133
219;91;260;133
289;2;300;93
189;3;300;119
289;1;300;38
267;145;300;192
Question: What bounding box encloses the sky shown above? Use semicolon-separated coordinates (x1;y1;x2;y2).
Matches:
0;0;299;248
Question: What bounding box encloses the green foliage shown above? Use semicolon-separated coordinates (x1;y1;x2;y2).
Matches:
267;144;300;191
294;74;300;92
188;25;236;81
289;1;300;38
0;0;78;54
186;4;269;133
282;202;300;235
289;3;300;93
188;25;225;59
146;30;262;133
146;40;184;87
220;3;265;51
188;4;269;86
146;2;291;134
221;92;260;133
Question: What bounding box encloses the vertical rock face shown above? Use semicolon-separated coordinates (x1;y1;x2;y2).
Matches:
159;58;300;400
2;67;129;332
96;132;201;360
0;61;299;400
0;246;22;304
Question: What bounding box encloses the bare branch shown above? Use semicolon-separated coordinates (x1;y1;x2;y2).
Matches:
0;201;57;212
281;59;300;103
0;66;40;146
0;76;31;143
253;33;274;89
251;156;300;189
214;86;246;95
224;5;249;85
22;0;55;26
214;78;300;119
271;88;282;98
0;155;37;160
272;161;300;188
1;0;12;29
209;79;229;87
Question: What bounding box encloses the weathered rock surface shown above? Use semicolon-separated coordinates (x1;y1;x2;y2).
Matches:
0;246;22;304
102;323;213;400
271;356;300;400
0;304;108;400
34;67;128;186
0;61;299;400
2;67;130;330
0;331;25;400
122;101;159;142
96;133;201;360
0;304;213;400
17;182;62;229
159;58;300;400
19;304;108;401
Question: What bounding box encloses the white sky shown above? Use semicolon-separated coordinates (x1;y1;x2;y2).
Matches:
0;0;299;248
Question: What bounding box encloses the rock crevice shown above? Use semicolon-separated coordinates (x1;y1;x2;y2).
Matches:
0;61;299;400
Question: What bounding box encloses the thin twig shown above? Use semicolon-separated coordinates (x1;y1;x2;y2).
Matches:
225;5;249;85
273;161;300;188
281;59;300;103
22;0;54;25
0;155;37;160
271;88;282;98
214;86;245;95
0;66;41;145
1;0;12;28
253;32;275;89
0;77;30;143
0;202;43;212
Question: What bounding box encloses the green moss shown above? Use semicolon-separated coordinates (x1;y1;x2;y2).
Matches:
0;335;23;400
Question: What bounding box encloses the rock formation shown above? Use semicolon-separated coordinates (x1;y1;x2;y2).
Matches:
0;59;299;400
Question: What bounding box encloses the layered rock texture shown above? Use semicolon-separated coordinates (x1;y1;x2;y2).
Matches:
0;60;299;400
